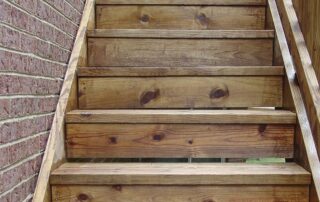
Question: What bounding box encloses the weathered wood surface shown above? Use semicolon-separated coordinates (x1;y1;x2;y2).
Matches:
96;0;267;5
96;6;266;30
32;1;95;202
268;0;320;200
51;163;310;185
52;185;309;202
66;123;294;158
88;29;275;38
293;0;320;81
88;38;273;66
66;109;297;124
78;77;283;109
78;66;285;77
276;0;320;159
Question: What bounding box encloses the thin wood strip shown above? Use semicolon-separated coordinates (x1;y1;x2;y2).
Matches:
87;29;275;39
78;66;284;77
66;109;297;124
96;0;267;5
50;163;310;185
268;0;320;200
32;1;95;202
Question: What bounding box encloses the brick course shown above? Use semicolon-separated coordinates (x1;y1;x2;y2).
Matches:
0;0;84;200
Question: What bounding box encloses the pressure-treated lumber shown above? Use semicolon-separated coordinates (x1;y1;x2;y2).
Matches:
88;29;275;38
96;0;267;5
88;38;273;66
78;77;283;108
51;163;310;185
66;123;294;158
66;109;297;124
96;6;266;30
32;1;95;202
78;66;285;76
268;0;320;200
52;185;309;202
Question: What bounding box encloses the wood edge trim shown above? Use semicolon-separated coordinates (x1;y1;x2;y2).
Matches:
32;1;95;202
86;29;275;39
268;0;320;200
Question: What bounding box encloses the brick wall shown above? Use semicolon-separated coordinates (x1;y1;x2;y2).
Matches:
0;0;85;201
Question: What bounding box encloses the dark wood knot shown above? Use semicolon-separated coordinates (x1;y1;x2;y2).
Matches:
108;137;117;144
153;133;165;141
112;185;122;192
188;139;193;145
203;199;215;202
258;124;267;135
196;13;209;26
140;14;150;22
140;89;160;105
77;193;89;201
210;87;229;99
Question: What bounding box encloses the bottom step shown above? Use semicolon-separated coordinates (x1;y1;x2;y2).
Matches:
51;163;310;202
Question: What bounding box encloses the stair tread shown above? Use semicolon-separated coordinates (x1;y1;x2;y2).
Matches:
66;109;296;124
87;29;274;39
96;0;266;6
78;66;284;77
50;162;310;185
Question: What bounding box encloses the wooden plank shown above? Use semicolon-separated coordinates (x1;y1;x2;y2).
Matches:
96;6;266;30
78;77;283;109
78;66;285;77
96;0;267;5
88;29;275;38
66;123;294;158
66;109;297;124
52;185;309;202
31;1;96;202
88;38;274;67
276;0;320;158
51;163;310;185
268;0;320;200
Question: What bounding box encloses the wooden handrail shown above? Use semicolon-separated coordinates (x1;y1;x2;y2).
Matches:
268;0;320;201
32;0;95;201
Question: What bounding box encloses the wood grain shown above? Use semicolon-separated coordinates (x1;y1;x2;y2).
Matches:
66;109;297;124
50;163;310;185
88;38;274;66
52;185;309;202
96;0;267;5
96;6;266;30
78;66;285;77
78;77;283;108
88;29;275;38
66;123;294;158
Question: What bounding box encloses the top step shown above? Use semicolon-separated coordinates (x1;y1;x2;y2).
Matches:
96;1;267;30
96;0;267;5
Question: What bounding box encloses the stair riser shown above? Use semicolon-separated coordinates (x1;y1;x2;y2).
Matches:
88;38;274;67
96;5;266;30
66;123;294;158
78;77;283;109
52;185;309;202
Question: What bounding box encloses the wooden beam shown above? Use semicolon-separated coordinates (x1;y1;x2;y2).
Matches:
96;0;267;5
88;29;275;39
268;0;320;200
31;0;95;202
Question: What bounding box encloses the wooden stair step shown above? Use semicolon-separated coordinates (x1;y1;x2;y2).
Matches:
66;109;297;124
78;66;285;77
96;1;266;30
65;109;295;158
78;76;283;109
96;0;267;5
88;30;274;67
51;163;310;201
87;29;275;39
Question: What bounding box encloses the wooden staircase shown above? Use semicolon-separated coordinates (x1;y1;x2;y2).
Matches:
45;0;317;201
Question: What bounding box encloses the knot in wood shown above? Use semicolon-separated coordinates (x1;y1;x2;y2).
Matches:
258;124;267;135
140;14;150;22
77;193;89;201
108;136;117;144
153;133;165;141
196;13;209;26
140;89;160;105
210;87;229;99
